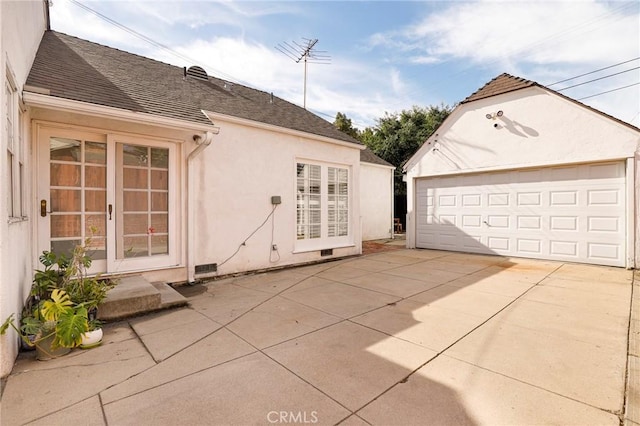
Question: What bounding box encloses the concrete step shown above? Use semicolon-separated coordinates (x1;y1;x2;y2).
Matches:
98;275;188;321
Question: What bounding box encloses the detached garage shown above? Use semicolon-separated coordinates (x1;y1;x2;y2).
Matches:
404;73;640;268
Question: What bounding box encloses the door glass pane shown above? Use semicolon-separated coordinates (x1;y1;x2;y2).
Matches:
51;215;81;237
50;138;80;161
119;144;169;258
85;190;106;212
123;236;149;258
51;189;81;212
151;235;168;255
50;164;80;186
51;239;82;258
85;166;106;188
123;191;148;211
49;137;107;262
123;168;148;189
151;170;168;190
85;142;106;164
123;213;148;235
151;148;169;168
123;145;149;166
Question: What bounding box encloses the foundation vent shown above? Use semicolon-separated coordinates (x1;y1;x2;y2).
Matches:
195;263;217;275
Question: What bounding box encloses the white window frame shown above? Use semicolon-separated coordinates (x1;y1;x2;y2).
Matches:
294;159;352;252
5;71;23;221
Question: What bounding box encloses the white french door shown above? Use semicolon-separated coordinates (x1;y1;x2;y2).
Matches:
38;126;178;274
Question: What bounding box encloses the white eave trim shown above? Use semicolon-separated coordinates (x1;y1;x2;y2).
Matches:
204;110;365;150
23;92;218;134
361;161;395;170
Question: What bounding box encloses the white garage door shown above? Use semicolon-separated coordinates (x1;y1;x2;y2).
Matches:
415;162;626;266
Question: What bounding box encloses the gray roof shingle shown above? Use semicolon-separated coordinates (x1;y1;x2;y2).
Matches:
461;73;535;103
360;148;393;167
26;31;363;145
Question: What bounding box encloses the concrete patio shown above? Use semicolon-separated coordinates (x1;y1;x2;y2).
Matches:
1;248;638;425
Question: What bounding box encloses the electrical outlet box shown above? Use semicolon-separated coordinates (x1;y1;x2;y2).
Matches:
271;196;281;205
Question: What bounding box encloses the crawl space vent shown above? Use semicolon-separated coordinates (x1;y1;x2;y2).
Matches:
195;263;217;275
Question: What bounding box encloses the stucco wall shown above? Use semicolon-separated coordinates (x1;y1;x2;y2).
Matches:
1;0;46;378
404;87;640;249
191;119;362;276
360;162;393;241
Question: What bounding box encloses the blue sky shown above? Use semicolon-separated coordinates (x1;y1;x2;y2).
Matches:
49;1;640;129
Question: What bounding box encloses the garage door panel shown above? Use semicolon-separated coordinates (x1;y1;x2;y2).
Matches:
517;239;542;254
550;240;578;257
588;216;620;232
415;162;626;266
462;215;482;228
488;193;509;206
588;242;620;261
517;216;541;230
588;189;621;206
487;237;510;251
462;194;481;206
517;192;542;206
550;216;578;231
550;190;578;206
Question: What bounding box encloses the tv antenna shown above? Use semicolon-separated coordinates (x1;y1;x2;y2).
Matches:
276;38;331;109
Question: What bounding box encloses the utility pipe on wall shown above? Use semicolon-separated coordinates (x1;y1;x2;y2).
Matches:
186;129;218;283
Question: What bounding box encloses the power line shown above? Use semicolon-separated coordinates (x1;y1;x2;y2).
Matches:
555;66;640;91
68;0;243;85
576;82;640;100
547;57;640;86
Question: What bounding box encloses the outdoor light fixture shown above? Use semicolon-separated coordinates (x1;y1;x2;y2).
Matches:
485;110;504;120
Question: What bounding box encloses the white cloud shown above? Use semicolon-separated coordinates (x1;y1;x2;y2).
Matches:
386;1;639;67
368;0;640;125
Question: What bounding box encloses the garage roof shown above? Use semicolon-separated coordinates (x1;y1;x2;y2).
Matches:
461;73;639;132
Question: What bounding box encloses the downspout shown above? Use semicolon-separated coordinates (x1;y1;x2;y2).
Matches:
391;167;395;239
186;129;218;284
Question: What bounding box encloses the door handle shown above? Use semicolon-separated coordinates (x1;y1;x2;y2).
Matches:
108;204;113;220
40;200;51;217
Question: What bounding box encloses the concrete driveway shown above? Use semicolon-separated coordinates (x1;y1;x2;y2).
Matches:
1;249;637;425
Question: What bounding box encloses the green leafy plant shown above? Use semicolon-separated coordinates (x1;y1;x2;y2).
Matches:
1;289;88;350
2;238;117;354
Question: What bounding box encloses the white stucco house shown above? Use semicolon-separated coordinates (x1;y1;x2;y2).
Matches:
404;73;640;268
0;1;394;377
360;148;395;241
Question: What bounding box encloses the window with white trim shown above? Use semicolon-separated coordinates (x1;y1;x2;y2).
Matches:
5;78;18;218
296;163;321;240
296;161;350;249
328;167;349;237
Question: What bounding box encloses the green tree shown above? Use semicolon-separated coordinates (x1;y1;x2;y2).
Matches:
333;112;360;140
364;104;452;194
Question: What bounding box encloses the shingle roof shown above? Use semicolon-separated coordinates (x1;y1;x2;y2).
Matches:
360;147;394;167
26;31;362;146
461;73;536;103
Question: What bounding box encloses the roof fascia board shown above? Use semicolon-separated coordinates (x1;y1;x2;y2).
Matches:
403;105;464;172
23;92;218;133
361;161;395;170
204;110;365;150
